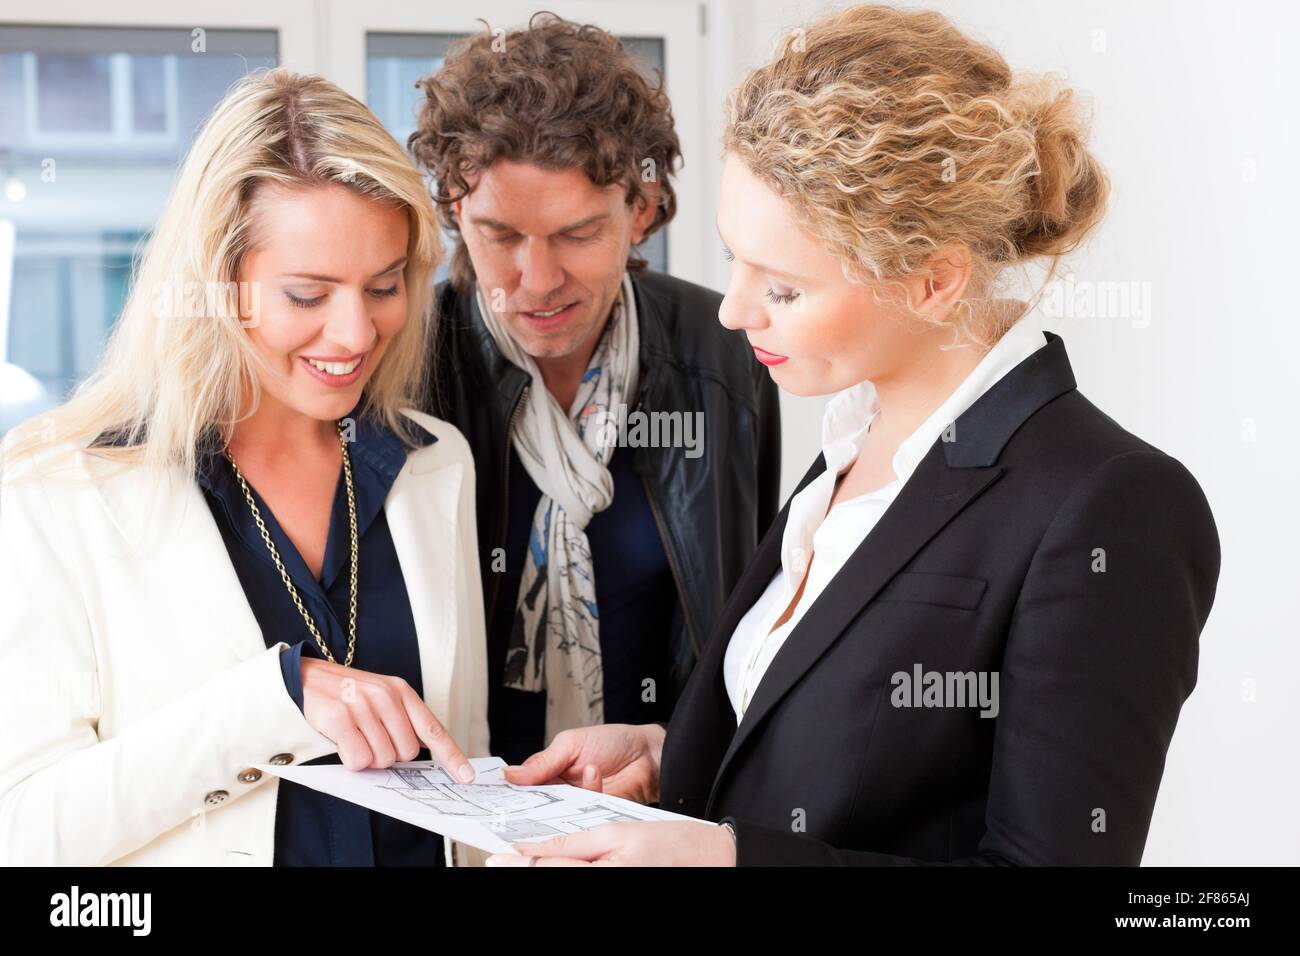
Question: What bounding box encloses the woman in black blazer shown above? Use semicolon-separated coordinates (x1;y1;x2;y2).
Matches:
487;4;1220;866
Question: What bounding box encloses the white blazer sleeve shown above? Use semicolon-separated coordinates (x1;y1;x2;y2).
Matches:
0;462;338;866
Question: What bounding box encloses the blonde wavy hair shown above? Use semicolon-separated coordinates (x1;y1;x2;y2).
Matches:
724;4;1110;347
2;68;442;476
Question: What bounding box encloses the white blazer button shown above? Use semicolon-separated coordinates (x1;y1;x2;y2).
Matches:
238;768;262;784
204;790;229;806
269;753;294;766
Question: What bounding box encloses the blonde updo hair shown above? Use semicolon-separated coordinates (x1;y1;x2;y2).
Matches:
724;4;1109;346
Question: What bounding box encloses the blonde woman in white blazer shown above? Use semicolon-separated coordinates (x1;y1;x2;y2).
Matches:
0;70;488;866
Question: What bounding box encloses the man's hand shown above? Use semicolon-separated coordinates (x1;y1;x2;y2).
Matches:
502;723;666;804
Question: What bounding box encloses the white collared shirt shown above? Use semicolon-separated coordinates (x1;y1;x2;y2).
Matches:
723;310;1049;721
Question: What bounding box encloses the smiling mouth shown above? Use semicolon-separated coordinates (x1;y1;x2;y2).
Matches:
304;356;364;376
520;302;577;320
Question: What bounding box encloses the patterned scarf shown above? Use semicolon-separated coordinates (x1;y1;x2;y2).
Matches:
475;274;640;745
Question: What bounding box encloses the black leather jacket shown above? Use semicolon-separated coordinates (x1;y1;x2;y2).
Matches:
425;269;782;706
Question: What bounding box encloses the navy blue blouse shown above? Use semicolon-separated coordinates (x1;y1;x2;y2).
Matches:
196;412;444;867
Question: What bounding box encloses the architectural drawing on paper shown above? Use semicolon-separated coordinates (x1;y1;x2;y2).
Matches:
482;803;662;843
381;766;562;817
258;755;698;855
380;764;665;842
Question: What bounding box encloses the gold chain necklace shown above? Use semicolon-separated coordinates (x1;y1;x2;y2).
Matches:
224;421;359;667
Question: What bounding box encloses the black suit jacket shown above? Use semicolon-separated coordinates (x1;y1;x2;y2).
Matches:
658;332;1221;865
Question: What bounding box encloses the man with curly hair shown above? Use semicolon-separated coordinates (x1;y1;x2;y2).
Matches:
411;14;781;766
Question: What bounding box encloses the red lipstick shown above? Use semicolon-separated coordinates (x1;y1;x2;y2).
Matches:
752;346;789;367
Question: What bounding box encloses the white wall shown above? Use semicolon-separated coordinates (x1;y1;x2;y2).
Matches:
688;0;1299;865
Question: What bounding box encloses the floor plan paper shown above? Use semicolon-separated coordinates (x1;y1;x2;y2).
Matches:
254;756;698;855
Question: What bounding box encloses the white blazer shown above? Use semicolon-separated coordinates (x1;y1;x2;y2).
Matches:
0;409;489;866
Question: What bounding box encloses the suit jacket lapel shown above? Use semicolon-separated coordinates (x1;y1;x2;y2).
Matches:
384;439;465;719
706;449;1004;809
691;453;828;690
700;330;1079;810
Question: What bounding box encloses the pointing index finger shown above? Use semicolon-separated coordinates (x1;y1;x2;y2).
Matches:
400;686;474;783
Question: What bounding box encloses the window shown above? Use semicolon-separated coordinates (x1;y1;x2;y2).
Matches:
0;25;277;426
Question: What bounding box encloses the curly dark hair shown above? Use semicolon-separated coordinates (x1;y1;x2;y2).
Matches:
408;12;681;292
